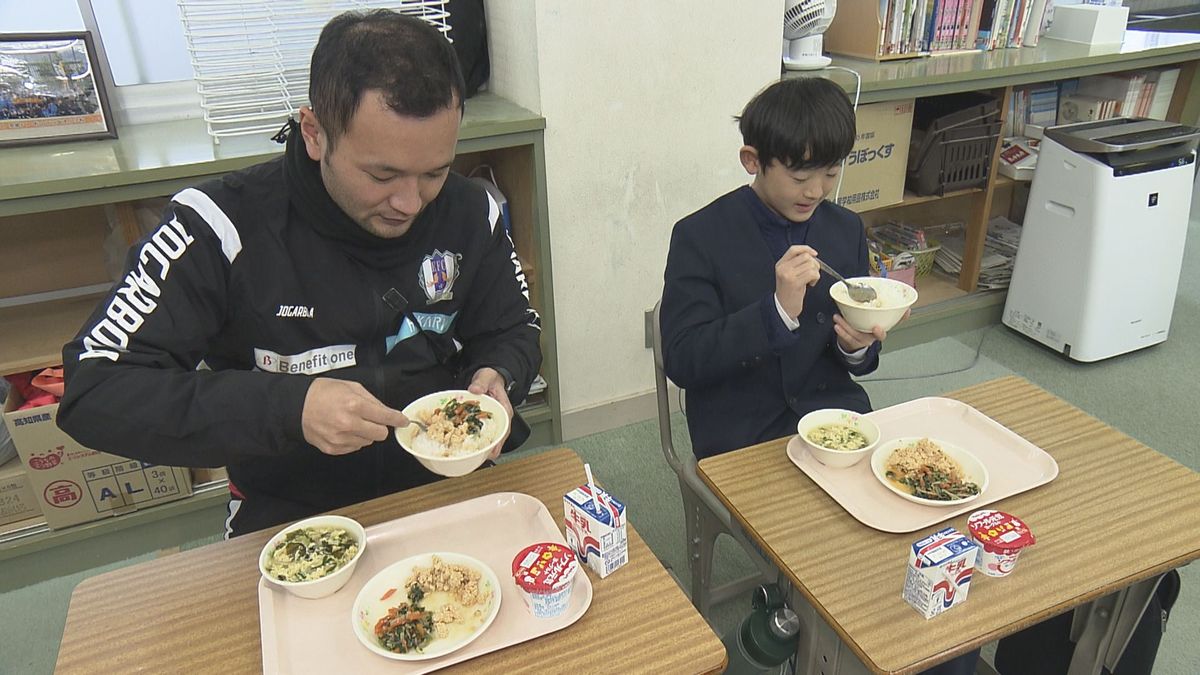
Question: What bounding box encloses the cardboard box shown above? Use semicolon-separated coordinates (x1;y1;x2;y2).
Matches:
4;388;192;530
0;456;41;528
563;485;628;578
902;527;979;619
191;466;228;486
1045;5;1128;46
836;99;916;213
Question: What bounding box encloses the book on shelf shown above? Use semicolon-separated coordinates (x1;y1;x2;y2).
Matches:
1021;0;1049;47
1147;68;1180;120
1008;84;1058;137
993;0;1015;50
1006;0;1025;48
976;0;997;49
1076;72;1145;117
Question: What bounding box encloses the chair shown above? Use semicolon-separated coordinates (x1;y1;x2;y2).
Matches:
651;301;770;616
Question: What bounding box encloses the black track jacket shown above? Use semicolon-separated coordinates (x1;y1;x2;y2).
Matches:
58;132;542;535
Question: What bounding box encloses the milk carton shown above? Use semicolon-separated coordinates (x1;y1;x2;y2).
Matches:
563;485;628;578
902;527;979;619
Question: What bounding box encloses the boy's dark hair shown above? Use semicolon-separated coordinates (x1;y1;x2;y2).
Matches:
309;10;466;149
737;77;856;171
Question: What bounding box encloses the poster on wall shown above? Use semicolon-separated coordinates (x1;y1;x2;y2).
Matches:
0;32;117;148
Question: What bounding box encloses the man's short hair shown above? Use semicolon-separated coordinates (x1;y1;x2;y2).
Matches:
737;77;856;172
308;10;466;148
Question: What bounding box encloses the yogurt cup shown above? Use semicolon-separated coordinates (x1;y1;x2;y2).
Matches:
967;510;1036;577
512;542;578;618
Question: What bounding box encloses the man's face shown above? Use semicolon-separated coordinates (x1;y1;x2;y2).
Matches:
300;90;461;238
742;149;842;223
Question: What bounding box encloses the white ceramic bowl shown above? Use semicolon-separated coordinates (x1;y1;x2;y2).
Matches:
870;437;989;507
796;408;881;468
351;551;501;661
829;277;918;333
396;390;511;477
259;514;367;599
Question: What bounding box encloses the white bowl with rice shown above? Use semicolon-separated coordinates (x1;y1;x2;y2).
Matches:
870;437;989;506
259;514;367;599
796;408;880;468
829;277;917;333
396;390;510;477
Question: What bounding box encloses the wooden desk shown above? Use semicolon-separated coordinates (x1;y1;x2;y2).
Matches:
698;376;1200;675
56;448;726;674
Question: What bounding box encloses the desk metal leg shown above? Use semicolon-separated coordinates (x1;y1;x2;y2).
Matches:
1066;576;1162;675
785;583;874;675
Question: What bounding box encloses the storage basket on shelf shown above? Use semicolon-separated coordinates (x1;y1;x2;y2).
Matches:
867;223;940;277
907;93;1002;196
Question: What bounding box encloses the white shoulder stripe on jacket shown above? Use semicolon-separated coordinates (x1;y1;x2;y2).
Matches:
173;187;243;263
486;192;501;233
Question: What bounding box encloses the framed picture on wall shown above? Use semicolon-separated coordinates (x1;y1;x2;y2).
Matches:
0;32;117;148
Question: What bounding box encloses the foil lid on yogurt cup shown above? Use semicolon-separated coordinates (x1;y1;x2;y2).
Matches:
967;510;1035;553
512;542;577;593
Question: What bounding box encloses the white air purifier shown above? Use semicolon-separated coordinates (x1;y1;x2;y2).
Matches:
1003;118;1200;362
783;0;836;70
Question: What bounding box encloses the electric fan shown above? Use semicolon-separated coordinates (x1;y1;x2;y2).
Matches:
783;0;836;70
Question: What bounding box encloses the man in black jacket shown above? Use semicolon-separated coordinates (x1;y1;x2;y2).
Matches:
57;10;541;536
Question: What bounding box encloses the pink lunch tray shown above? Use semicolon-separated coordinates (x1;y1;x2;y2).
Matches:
787;397;1059;533
258;492;593;674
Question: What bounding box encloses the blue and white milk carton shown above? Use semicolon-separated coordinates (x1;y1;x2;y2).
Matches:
563;485;628;578
902;527;979;619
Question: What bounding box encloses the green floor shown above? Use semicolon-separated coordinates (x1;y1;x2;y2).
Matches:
3;203;1198;674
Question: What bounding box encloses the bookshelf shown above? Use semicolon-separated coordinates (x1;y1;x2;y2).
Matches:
827;0;1076;63
824;0;923;62
798;31;1200;300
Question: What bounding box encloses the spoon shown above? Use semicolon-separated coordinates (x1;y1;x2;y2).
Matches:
402;419;428;435
816;259;878;304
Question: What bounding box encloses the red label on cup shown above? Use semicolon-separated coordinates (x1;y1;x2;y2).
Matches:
967;510;1035;553
512;542;577;593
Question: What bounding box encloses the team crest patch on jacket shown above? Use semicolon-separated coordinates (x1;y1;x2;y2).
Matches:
419;250;461;303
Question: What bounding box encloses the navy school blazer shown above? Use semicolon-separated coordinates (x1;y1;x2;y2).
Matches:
660;188;881;459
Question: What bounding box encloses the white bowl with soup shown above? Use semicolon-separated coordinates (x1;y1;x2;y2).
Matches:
870;437;989;506
796;408;881;468
395;390;510;477
259;514;367;599
830;277;918;333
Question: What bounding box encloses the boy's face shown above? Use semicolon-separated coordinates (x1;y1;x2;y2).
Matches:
740;148;841;223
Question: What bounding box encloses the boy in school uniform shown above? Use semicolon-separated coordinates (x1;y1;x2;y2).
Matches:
660;77;979;675
660;76;891;460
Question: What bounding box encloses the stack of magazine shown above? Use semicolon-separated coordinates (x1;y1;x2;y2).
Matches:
935;216;1023;289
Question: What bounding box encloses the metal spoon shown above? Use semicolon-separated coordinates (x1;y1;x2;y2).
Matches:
402;419;428;435
816;259;877;303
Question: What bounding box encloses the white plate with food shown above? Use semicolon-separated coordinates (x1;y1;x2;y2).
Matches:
396;390;510;477
870;436;989;506
352;552;501;661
